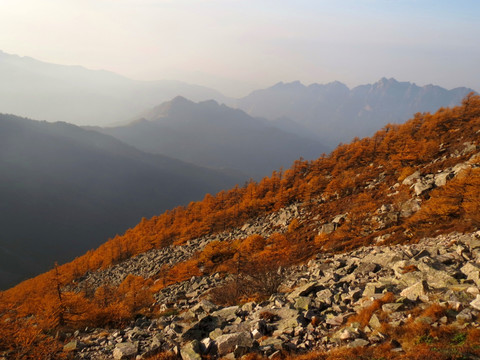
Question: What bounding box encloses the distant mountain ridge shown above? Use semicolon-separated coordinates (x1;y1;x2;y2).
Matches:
1;49;476;148
0;113;242;289
94;96;329;178
236;77;475;147
0;50;228;126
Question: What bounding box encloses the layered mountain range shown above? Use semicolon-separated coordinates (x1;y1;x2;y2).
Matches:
0;50;227;126
1;50;474;144
236;78;475;147
93;96;328;178
0;114;242;289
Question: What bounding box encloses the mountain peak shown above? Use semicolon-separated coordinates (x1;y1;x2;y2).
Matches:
375;77;399;87
147;96;196;119
327;80;347;87
198;99;220;108
271;80;305;90
170;95;193;105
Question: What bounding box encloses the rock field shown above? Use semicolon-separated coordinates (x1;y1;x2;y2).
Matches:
66;230;480;359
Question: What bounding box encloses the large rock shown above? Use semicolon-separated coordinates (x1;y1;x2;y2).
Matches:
461;263;480;287
348;339;370;348
211;306;239;322
271;307;306;332
414;179;434;196
400;199;421;218
362;249;405;268
181;340;202;360
435;171;453;187
400;281;428;301
287;282;322;300
295;296;312;310
316;288;333;304
368;314;381;329
215;332;253;356
417;263;458;289
355;262;380;275
113;342;138;360
63;340;81;352
259;337;284;350
470;295;480;310
396;261;457;289
190;300;217;315
326;314;344;327
319;223;335;235
402;171;420;186
182;316;224;341
363;283;384;298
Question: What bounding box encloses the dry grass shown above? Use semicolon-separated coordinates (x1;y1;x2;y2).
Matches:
347;292;395;326
143;351;178;360
259;310;278;323
401;264;419;274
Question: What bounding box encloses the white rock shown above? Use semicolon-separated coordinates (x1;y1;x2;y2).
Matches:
470;295;480;310
113;342;137;360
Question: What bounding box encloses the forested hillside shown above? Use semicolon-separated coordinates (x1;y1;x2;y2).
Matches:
1;94;479;359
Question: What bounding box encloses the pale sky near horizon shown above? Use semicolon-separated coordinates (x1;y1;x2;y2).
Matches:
0;0;478;97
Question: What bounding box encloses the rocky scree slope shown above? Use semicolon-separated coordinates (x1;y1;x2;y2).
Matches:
3;96;480;359
63;116;480;359
65;231;480;360
70;204;303;292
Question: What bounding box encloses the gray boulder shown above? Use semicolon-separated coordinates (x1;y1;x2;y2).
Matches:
113;342;138;360
470;295;480;310
400;281;428;301
180;340;202;360
287;282;322;300
182;316;224;341
215;332;253;356
461;263;480;287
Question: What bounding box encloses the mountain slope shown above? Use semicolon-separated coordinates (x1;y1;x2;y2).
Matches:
0;50;228;126
1;95;480;359
95;96;328;178
0;114;242;289
236;78;475;147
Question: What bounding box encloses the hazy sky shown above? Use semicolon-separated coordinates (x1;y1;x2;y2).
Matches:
0;0;479;96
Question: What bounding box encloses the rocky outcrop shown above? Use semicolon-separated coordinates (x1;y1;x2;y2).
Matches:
69;230;480;359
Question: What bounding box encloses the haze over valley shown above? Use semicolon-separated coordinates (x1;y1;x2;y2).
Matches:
0;113;242;288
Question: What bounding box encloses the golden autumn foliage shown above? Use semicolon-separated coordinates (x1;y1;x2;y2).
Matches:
407;167;480;235
1;94;479;358
347;292;395;327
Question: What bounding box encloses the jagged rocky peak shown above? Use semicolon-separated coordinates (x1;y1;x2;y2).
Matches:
272;80;306;90
375;77;399;86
